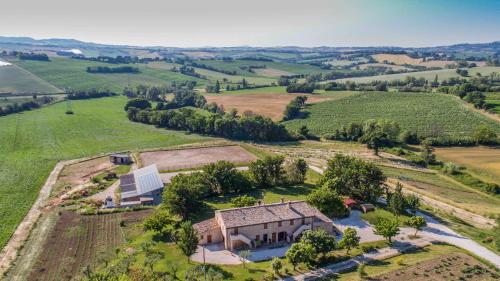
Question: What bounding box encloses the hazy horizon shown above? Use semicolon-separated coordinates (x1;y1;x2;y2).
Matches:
1;0;500;48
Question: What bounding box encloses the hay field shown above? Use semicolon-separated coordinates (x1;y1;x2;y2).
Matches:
0;96;207;249
372;54;423;65
0;64;61;94
204;92;333;120
252;67;294;77
357;63;411;71
140;145;257;171
434;146;500;185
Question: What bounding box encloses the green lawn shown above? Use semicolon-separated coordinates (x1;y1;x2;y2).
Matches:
14;57;205;92
360;208;412;226
283;91;500;137
0;63;61;94
0;96;208;248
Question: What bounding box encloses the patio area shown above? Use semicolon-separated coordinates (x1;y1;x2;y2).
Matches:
190;243;292;265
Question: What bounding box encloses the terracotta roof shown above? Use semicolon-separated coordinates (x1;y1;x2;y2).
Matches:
343;198;357;206
217;201;332;229
193;218;220;234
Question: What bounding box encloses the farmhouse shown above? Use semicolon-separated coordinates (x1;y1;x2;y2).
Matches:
194;200;334;250
119;164;164;207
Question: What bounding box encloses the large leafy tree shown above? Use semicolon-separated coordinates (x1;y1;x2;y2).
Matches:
249;155;286;188
162;173;208;219
285;242;315;270
176;221;199;262
202;160;251;194
319;154;386;202
306;186;348;218
299;229;336;260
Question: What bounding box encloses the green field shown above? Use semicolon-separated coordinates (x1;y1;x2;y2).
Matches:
284;91;500;137
333;66;500;83
0;64;61;94
0;96;207;248
14;58;205;92
485;92;500;114
200;59;328;76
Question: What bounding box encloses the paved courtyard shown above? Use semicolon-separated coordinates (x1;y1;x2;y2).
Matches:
190;243;291;264
333;210;383;243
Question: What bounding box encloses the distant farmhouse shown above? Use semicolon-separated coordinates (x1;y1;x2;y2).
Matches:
194;200;334;250
119;164;164;207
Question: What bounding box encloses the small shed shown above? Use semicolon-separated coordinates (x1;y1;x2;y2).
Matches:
110;153;131;165
343;198;357;209
360;203;375;213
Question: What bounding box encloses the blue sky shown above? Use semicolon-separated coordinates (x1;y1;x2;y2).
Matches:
0;0;499;47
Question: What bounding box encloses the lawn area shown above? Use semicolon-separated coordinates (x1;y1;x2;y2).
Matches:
14;57;205;92
283;91;500;137
381;166;500;216
0;63;61;94
0;96;208;248
360;207;412;226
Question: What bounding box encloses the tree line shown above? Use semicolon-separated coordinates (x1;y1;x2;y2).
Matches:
18;52;50;61
72;55;161;64
86;66;139;74
66;89;116;100
0;96;54;117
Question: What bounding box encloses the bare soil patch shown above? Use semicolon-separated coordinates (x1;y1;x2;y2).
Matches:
27;210;151;281
140;145;258;171
205;93;330;120
55;156;115;194
371;252;498;281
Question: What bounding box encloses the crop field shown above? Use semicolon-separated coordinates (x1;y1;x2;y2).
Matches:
357;63;412;71
251;67;294;77
28;210;152;281
284;92;500;137
0;64;61;94
14;57;205;92
204;92;333;120
199;59;328;76
434;146;500;185
0;96;207;249
140;145;257;171
372;54;423;65
485;92;500;114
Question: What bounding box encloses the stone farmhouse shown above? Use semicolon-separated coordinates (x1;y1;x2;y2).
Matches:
194;200;334;250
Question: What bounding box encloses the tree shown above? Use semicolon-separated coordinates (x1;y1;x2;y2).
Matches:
405;194;420;215
249;155;286;188
143;209;178;235
144;250;164;271
124;98;151;111
202;161;250;194
420;142;436;165
214;80;220;93
339;227;360;254
473;125;497;145
319;154;386;202
374;218;400;244
388;183;406;216
163;173;207;218
176;221;199;262
285;158;308;184
271;257;283;275
300;229;336;260
285;242;315;270
408;216;426;236
231;195;257;207
239;250;251;268
306;187;348;218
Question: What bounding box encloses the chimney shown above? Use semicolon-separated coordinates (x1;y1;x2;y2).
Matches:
257;200;262;206
280;197;285;204
287;201;291;208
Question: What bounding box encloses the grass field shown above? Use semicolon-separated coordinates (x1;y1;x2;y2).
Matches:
200;59;328;76
283;92;500;137
333;66;500;84
0;96;207;249
14;58;205;92
434;146;500;185
0;64;61;94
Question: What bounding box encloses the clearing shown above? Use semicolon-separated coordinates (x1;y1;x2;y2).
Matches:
140;145;257;171
0;96;207;249
283;92;500;137
434;146;500;185
27;210;152;281
204;92;335;121
0;63;61;94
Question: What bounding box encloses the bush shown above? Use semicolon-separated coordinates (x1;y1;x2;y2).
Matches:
231;195;257;207
442;162;460;175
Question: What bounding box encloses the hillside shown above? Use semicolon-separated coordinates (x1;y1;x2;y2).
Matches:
284;91;500;137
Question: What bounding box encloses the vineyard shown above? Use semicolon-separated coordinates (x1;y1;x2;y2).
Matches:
28;210;151;281
283;92;500;137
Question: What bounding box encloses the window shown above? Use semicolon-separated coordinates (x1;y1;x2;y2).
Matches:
302;218;305;225
201;235;204;240
264;223;268;229
256;235;260;241
234;227;239;235
290;219;294;226
278;221;282;227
